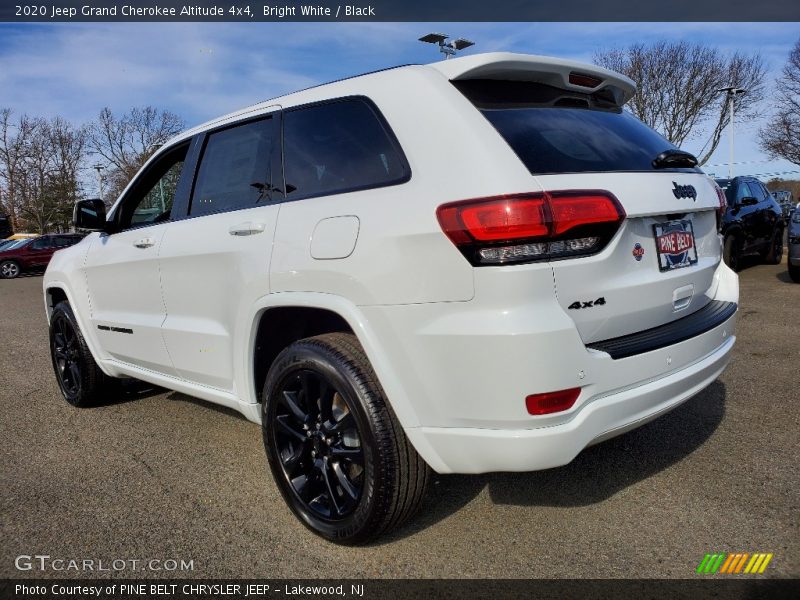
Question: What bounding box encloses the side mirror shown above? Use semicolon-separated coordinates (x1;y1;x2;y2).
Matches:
738;196;758;207
73;199;107;231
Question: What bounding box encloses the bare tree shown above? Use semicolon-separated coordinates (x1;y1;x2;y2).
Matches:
759;38;800;166
0;108;36;230
88;106;184;203
595;41;766;164
0;110;87;233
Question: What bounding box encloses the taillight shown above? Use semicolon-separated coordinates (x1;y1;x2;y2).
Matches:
712;181;727;231
437;191;625;266
525;388;581;415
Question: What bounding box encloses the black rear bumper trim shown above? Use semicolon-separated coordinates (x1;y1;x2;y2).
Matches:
586;300;737;360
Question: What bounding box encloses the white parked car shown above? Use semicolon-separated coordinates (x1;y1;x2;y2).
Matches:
44;52;738;544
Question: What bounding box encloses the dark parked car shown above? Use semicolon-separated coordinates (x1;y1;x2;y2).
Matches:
0;233;84;279
715;176;784;272
788;204;800;283
771;190;795;221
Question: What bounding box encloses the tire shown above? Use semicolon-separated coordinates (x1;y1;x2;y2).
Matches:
723;234;742;272
49;301;116;407
0;260;20;279
262;332;430;544
764;226;784;265
789;262;800;283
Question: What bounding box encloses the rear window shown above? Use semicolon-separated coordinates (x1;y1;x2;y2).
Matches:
455;79;701;176
282;97;410;200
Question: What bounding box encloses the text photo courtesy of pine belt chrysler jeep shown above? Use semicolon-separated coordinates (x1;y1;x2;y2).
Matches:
44;53;739;544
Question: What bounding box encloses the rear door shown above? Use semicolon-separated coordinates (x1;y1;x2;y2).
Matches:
158;110;282;391
457;80;722;343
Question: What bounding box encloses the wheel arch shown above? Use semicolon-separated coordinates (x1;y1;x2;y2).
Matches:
43;282;115;377
244;293;423;431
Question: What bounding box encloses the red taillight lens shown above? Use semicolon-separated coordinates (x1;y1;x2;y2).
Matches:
437;191;624;265
525;388;581;415
449;197;548;241
549;193;624;236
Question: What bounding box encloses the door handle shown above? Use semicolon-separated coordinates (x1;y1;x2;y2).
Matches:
229;222;266;236
133;237;155;249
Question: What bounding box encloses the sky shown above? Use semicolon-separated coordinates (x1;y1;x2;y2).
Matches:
1;22;798;196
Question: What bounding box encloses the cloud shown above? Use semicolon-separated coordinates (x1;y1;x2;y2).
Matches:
0;22;797;178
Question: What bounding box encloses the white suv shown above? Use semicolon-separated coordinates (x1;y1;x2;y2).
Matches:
44;53;738;544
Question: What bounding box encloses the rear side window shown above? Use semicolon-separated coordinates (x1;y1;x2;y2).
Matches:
54;236;78;248
282;98;409;200
455;79;701;176
191;116;275;216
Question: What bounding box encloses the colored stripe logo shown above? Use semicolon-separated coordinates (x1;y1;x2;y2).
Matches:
696;552;773;574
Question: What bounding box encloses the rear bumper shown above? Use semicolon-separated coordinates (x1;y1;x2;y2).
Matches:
360;258;738;474
406;328;734;474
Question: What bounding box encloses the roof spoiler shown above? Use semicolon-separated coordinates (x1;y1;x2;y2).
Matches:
428;52;636;106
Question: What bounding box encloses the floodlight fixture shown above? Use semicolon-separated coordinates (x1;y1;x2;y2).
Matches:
419;33;475;60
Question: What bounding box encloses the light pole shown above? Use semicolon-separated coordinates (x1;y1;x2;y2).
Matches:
718;86;747;178
419;33;475;60
92;163;104;202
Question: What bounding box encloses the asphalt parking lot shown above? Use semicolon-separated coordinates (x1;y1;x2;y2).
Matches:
1;257;798;580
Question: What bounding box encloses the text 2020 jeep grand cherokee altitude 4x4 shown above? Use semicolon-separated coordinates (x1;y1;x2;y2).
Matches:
43;53;738;544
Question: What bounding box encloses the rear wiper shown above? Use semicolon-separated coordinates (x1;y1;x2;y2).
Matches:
652;149;698;169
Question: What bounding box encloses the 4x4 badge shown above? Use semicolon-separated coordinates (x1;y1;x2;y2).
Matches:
568;297;606;310
672;182;697;201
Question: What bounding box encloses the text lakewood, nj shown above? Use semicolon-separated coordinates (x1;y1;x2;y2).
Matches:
21;4;377;19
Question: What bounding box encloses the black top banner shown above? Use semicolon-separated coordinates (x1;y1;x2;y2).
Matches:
1;0;799;22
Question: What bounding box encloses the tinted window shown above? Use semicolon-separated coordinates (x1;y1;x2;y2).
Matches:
31;237;53;250
736;182;753;203
455;79;701;175
117;143;188;230
54;235;79;248
749;181;768;202
191;117;275;216
283;98;409;200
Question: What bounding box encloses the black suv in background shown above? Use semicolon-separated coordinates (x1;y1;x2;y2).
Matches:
715;176;784;271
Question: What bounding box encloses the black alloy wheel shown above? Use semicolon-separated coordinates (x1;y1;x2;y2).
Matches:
51;312;82;399
48;301;116;407
271;368;364;520
262;333;430;544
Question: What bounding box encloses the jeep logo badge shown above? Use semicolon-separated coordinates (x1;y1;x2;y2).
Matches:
672;182;697;201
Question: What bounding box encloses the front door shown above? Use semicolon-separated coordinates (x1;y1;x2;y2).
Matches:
83;142;190;374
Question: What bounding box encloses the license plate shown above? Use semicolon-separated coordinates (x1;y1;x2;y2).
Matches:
653;219;698;271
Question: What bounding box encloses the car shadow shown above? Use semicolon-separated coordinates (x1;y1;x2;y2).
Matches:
93;379;166;407
377;380;726;543
165;390;252;422
775;270;793;284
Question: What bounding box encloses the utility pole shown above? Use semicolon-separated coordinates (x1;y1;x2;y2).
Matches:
717;87;747;178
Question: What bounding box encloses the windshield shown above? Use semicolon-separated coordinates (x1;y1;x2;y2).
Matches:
2;239;31;251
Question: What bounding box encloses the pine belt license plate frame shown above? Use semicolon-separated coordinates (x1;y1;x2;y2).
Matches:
653;219;698;272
